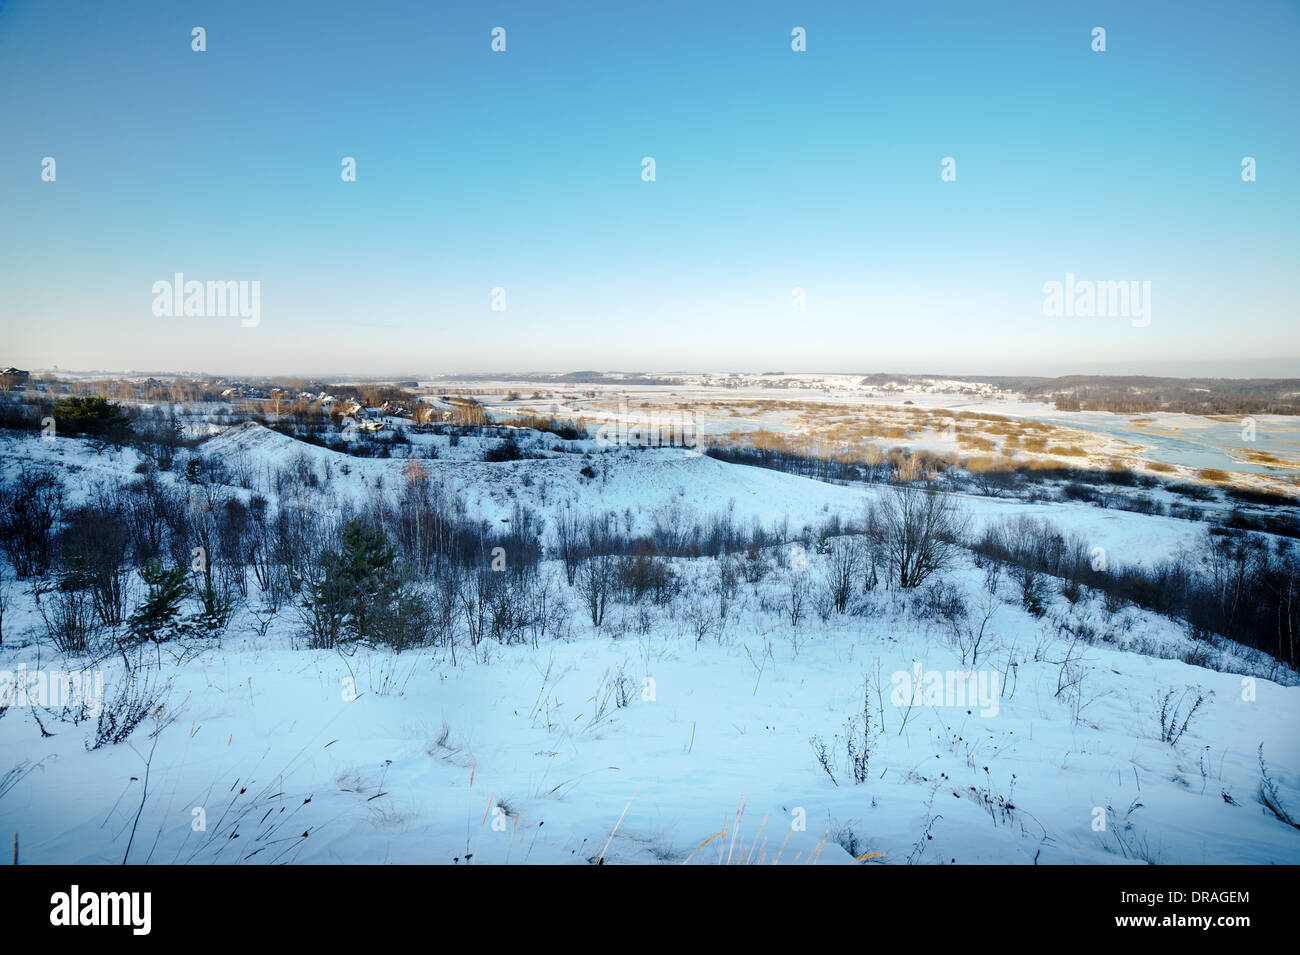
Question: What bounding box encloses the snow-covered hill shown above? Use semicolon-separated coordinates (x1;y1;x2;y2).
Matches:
194;422;1214;567
1;424;1297;865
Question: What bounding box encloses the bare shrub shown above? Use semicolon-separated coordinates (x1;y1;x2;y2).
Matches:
615;553;677;605
809;736;837;787
825;537;865;614
845;680;876;784
785;571;809;629
552;508;584;586
681;592;716;646
34;579;101;654
877;483;967;589
60;498;132;627
1156;686;1208;745
0;465;63;578
90;667;171;750
740;543;770;584
1258;744;1300;830
576;554;617;628
950;595;999;668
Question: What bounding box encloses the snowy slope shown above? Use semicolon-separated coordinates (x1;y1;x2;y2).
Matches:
2;425;1297;866
2;569;1297;865
194;423;1214;566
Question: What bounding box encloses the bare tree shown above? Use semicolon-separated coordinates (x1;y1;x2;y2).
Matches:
826;537;865;614
0;465;63;578
552;507;584;586
576;554;616;627
877;483;967;589
786;570;809;628
572;514;619;628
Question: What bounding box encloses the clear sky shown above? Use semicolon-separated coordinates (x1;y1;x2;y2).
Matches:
1;0;1296;378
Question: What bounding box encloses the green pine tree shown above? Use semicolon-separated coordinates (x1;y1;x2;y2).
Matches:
339;519;399;642
52;396;131;443
127;560;189;642
303;520;401;648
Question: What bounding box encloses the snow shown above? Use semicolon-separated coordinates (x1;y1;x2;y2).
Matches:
1;425;1297;865
191;423;1214;566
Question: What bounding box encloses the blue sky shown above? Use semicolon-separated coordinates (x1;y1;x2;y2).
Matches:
1;0;1296;377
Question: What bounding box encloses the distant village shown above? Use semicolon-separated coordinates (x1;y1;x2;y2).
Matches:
0;368;451;435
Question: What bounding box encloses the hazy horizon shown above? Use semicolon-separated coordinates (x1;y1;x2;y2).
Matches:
14;357;1300;382
2;0;1297;376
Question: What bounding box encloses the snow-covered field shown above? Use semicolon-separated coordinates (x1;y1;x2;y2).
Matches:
1;423;1298;865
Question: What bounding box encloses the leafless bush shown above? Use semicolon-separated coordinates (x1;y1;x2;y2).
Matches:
845;681;876;785
1102;798;1155;863
826;537;865;614
950;595;999;668
1156;686;1208;745
0;464;63;578
716;555;740;620
809;736;837;787
681;593;716;646
89;666;171;750
615;553;678;605
34;580;102;654
915;579;967;624
877;483;967;589
1257;744;1300;829
60;497;132;627
521;566;571;646
576;554;617;628
548;507;582;585
369;589;436;651
983;559;1002;596
0;571;8;648
354;645;421;696
740;543;770;583
786;571;809;628
906;785;942;864
586;665;635;732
